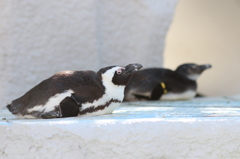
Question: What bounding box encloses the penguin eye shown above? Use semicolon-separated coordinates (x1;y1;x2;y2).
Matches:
116;67;125;75
116;71;122;75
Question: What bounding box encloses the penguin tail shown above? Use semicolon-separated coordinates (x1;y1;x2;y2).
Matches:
6;103;18;114
6;104;13;112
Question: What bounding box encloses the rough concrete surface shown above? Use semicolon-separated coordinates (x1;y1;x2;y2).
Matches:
1;96;240;159
0;0;177;106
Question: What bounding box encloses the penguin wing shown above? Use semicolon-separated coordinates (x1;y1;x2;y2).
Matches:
125;76;162;101
132;79;167;100
57;84;105;118
71;84;105;104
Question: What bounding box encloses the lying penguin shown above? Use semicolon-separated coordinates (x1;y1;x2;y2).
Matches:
7;63;142;118
124;63;211;101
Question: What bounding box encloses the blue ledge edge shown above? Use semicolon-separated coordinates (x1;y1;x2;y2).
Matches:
1;95;240;124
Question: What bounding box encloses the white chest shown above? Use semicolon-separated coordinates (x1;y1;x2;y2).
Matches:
80;80;125;116
82;102;121;116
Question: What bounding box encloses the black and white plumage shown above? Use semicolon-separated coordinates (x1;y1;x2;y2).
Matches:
7;63;142;118
124;63;211;101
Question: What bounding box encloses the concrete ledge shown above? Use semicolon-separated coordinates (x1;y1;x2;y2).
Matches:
1;96;240;159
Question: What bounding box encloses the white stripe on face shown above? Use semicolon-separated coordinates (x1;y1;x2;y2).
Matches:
81;67;125;113
187;74;199;81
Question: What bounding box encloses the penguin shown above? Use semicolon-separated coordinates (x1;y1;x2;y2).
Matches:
124;63;211;101
7;63;142;119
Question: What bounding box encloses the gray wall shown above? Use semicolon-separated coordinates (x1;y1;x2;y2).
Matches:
0;0;177;106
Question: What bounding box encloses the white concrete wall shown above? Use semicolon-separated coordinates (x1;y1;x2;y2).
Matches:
2;95;240;159
0;0;178;107
164;0;240;96
2;118;240;159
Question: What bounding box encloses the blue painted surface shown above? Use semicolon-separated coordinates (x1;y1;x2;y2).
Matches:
1;96;240;125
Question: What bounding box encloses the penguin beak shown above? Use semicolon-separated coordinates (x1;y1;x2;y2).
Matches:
199;64;212;71
124;63;143;73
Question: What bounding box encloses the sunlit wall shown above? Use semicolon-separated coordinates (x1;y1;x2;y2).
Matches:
165;0;240;96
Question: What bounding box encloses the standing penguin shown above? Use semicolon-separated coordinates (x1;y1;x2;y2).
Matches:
124;63;211;101
7;63;142;118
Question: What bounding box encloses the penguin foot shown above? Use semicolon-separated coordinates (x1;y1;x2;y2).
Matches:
133;83;164;101
151;84;163;100
59;97;80;118
40;110;60;119
38;97;80;119
41;114;58;119
133;94;151;100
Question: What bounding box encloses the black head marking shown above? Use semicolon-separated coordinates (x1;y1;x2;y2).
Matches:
175;63;212;78
98;63;142;86
112;63;143;86
112;71;131;86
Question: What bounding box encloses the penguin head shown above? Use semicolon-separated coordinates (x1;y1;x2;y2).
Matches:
98;63;143;86
175;63;212;80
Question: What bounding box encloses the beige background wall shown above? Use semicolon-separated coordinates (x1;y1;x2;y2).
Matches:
164;0;240;96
